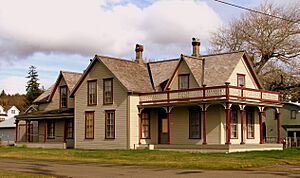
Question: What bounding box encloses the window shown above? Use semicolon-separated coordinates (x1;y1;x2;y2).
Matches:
246;111;255;139
237;74;245;87
103;79;113;104
189;109;201;139
66;119;73;139
88;80;97;105
47;120;55;139
85;111;94;139
291;110;296;119
60;86;68;108
105;110;115;139
230;110;238;139
178;74;189;90
11;110;15;114
141;112;150;139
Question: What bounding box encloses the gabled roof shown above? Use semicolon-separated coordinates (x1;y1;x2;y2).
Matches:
34;71;82;103
0;117;15;128
71;55;154;96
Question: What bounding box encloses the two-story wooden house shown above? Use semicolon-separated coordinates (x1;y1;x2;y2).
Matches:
68;38;282;152
16;71;82;148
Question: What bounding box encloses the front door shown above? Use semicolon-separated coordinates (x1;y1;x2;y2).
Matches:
158;111;168;144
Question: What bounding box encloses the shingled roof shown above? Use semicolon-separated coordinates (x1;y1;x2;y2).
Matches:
34;71;82;103
97;55;154;93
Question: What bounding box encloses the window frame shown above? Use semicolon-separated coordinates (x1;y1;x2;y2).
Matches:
60;85;68;108
189;109;201;139
103;78;113;105
105;110;115;139
246;110;255;139
141;111;151;139
237;74;246;87
85;111;94;139
65;119;74;139
230;110;238;139
178;74;189;90
87;80;97;106
291;110;297;119
47;120;55;139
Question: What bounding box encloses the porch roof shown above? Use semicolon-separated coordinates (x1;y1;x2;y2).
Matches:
16;108;74;121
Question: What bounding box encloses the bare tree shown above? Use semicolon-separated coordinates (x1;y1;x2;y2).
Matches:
209;2;300;74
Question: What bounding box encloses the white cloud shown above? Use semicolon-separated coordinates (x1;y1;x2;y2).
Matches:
0;76;27;94
0;0;221;61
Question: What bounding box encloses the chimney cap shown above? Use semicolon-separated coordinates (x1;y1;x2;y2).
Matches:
192;37;200;46
135;44;144;52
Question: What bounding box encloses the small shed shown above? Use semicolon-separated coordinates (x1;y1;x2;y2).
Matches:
0;118;15;145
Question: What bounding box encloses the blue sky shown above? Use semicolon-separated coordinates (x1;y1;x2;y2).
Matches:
0;0;297;94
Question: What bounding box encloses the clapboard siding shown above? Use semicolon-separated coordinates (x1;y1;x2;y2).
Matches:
38;120;65;143
128;95;139;149
74;61;128;149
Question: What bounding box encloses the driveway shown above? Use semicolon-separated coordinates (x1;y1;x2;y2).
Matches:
0;158;299;178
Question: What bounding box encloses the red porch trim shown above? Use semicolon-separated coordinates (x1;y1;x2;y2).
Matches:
138;113;142;144
259;111;264;144
15;120;19;143
167;109;171;144
240;110;245;144
202;108;207;145
225;103;231;144
277;112;282;144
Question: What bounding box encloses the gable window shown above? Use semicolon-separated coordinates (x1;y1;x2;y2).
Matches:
230;110;238;139
291;110;296;119
178;74;189;90
103;78;113;104
237;74;245;87
246;111;255;139
66;119;74;139
85;111;94;139
47;120;55;139
11;110;15;114
189;109;201;139
60;86;68;108
141;112;150;139
105;110;115;139
88;80;97;106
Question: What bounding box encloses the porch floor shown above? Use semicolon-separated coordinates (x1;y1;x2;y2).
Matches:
138;144;283;153
16;142;67;149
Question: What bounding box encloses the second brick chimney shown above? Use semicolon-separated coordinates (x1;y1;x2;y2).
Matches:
192;38;200;57
135;44;144;64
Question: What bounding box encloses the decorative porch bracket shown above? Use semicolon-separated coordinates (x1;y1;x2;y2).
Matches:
225;103;232;145
259;106;265;144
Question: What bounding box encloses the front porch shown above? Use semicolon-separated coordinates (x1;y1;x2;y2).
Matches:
15;108;74;149
137;84;283;152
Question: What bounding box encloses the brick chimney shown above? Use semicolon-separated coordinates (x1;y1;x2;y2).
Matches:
192;37;200;57
135;44;144;64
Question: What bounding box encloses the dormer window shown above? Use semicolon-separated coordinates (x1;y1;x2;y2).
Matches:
237;74;245;87
60;86;68;108
178;74;189;90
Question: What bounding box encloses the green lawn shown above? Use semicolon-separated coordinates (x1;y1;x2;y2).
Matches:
0;146;299;170
0;170;56;178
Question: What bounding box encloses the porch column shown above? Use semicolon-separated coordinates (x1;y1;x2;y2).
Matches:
202;106;207;145
240;109;245;144
277;111;282;144
44;120;48;143
167;109;171;144
138;113;142;144
15;120;19;143
64;120;66;143
25;120;28;143
225;103;231;144
259;111;264;144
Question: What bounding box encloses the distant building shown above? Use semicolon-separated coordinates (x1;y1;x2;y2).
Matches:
0;105;20;144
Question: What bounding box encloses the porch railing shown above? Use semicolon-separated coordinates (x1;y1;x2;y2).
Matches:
140;85;280;105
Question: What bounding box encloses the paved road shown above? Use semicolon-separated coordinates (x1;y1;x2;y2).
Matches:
0;158;299;178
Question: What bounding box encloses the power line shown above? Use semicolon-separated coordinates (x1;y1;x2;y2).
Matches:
213;0;299;24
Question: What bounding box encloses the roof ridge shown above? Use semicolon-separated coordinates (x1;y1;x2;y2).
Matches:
61;71;82;75
199;51;245;58
96;55;137;63
181;54;203;60
147;58;179;64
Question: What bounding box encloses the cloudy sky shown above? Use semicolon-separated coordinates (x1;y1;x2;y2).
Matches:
0;0;297;94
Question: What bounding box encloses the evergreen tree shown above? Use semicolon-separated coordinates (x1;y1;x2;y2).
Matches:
26;66;42;105
0;90;6;97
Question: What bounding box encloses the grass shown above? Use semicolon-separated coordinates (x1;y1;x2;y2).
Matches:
0;170;56;178
0;146;300;170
